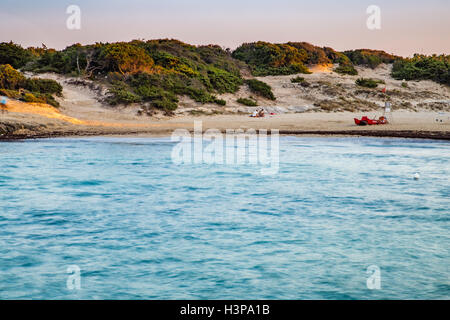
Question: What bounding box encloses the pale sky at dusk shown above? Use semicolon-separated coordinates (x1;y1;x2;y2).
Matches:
1;0;449;57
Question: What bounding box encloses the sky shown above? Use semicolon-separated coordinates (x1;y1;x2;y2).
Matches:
0;0;449;57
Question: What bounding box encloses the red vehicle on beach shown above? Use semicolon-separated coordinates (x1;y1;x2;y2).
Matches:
354;116;388;126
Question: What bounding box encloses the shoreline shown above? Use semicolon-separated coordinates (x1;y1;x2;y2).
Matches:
1;67;449;142
1;129;449;141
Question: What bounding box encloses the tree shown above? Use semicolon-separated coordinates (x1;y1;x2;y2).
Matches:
0;42;32;69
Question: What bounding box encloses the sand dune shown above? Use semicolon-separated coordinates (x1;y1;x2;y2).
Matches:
1;65;449;139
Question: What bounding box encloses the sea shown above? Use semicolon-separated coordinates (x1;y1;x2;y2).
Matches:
0;136;448;299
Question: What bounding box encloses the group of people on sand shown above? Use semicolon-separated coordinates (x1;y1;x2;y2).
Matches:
250;108;265;118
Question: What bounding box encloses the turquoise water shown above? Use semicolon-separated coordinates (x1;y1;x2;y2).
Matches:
0;137;449;300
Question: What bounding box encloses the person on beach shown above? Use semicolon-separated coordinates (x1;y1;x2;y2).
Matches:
250;108;265;118
0;96;7;114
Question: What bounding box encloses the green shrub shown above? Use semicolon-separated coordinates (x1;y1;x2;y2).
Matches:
22;92;42;103
41;93;60;108
204;66;242;93
233;42;311;76
25;78;63;95
344;49;400;68
288;42;332;64
152;98;178;111
237;97;258;106
0;42;33;69
233;41;369;76
186;87;216;104
151;51;199;77
107;82;142;105
125;72;230;110
334;64;358;75
0;64;62;106
214;98;226;106
251;63;312;77
392;54;449;85
4;40;243;111
0;64;26;89
291;76;305;83
100;42;154;74
355;78;384;88
134;85;176;102
28;40;245;111
24;92;60;107
245;79;275;100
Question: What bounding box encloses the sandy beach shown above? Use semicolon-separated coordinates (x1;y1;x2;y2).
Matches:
1;107;449;140
1;65;449;140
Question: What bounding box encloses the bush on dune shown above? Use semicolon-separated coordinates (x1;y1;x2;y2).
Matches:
23;40;241;110
25;78;63;95
233;41;367;77
291;76;305;83
0;64;62;95
0;64;62;107
0;64;26;89
232;42;311;76
245;79;275;100
332;52;358;75
100;42;155;74
344;49;400;69
203;66;242;93
5;39;448;115
109;71;227;109
355;78;384;88
392;54;450;85
334;64;358;75
214;98;226;106
287;42;332;65
237;97;258;106
0;42;33;69
185;87;218;104
107;81;142;105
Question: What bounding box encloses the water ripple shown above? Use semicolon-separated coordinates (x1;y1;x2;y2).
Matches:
0;137;448;299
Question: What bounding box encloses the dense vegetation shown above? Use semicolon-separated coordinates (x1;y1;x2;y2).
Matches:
1;40;447;115
5;40;244;112
233;41;360;76
0;64;62;107
0;42;33;69
344;49;400;69
245;79;276;100
392;54;450;85
232;42;312;76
